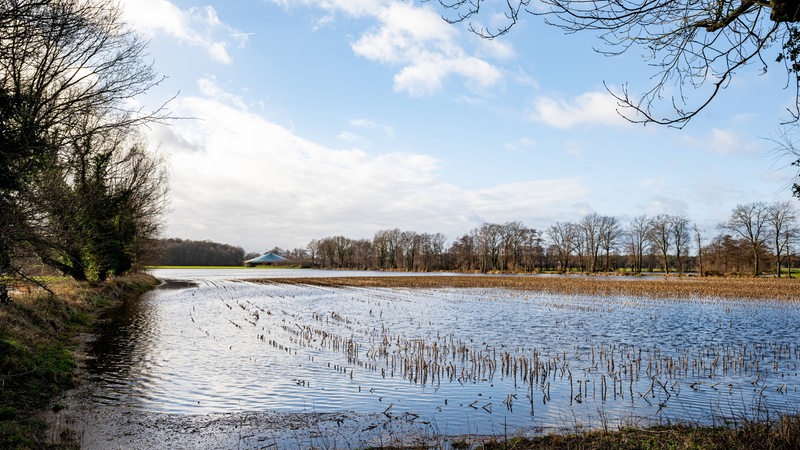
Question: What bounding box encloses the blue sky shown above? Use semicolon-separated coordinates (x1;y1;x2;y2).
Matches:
120;0;797;253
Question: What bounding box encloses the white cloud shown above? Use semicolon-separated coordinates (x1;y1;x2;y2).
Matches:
476;37;516;60
348;118;396;139
152;82;586;250
504;137;536;152
337;131;360;142
681;128;764;155
350;118;378;128
465;180;588;218
275;0;502;95
644;197;689;217
528;91;626;128
119;0;245;64
197;76;246;109
356;3;502;95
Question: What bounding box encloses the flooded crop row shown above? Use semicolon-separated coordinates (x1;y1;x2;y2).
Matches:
63;269;800;448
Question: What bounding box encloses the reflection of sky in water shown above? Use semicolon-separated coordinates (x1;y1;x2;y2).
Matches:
88;269;800;435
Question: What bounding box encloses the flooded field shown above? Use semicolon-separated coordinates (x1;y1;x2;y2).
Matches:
57;269;800;448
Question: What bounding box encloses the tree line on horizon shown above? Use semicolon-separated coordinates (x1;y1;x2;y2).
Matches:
257;201;796;277
156;238;246;267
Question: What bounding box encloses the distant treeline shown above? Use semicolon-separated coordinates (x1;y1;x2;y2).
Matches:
270;201;800;277
159;201;800;276
155;238;246;266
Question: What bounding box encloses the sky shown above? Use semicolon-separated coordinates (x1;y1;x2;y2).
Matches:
118;0;799;253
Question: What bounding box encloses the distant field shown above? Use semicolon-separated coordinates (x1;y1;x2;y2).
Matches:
256;275;800;301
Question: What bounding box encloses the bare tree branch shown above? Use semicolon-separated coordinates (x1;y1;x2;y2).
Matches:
433;0;796;126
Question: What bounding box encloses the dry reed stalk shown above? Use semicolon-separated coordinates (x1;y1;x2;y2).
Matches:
255;275;800;301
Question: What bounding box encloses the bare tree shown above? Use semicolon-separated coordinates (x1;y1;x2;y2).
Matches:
499;221;525;270
766;201;798;276
670;215;691;275
693;224;705;276
627;215;650;273
599;215;623;272
373;228;402;269
317;237;337;268
400;230;419;271
333;235;353;268
704;233;749;274
474;223;502;272
352;239;373;270
372;230;390;269
157;238;245;266
784;223;800;276
429;232;448;270
580;213;604;273
307;239;319;267
0;0;167;294
449;233;477;271
436;0;800;126
572;222;587;272
520;227;544;272
648;214;673;274
722;202;769;276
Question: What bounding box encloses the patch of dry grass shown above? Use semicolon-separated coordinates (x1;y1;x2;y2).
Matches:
256;275;800;301
474;415;800;449
1;273;158;345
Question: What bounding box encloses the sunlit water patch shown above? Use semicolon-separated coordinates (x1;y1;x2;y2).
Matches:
80;269;800;441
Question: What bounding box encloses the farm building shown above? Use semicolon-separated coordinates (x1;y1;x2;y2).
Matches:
244;252;289;266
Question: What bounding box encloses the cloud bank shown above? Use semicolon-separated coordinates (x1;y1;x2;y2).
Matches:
152;79;587;250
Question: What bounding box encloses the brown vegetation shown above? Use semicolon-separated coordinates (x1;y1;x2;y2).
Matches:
472;416;800;449
257;275;800;301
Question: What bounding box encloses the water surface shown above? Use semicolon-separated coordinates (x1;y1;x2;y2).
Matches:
64;268;800;448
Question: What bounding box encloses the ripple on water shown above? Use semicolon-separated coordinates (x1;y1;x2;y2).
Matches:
81;269;800;437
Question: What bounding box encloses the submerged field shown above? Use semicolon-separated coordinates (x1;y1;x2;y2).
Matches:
54;270;800;448
257;274;800;300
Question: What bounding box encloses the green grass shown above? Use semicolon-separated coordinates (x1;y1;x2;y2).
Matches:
0;273;158;449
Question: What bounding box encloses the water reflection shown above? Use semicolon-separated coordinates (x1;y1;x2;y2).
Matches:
86;285;164;407
82;269;800;438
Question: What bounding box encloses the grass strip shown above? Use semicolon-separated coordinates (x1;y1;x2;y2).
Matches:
0;273;158;449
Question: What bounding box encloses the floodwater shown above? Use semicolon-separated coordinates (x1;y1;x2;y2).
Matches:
53;268;800;449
